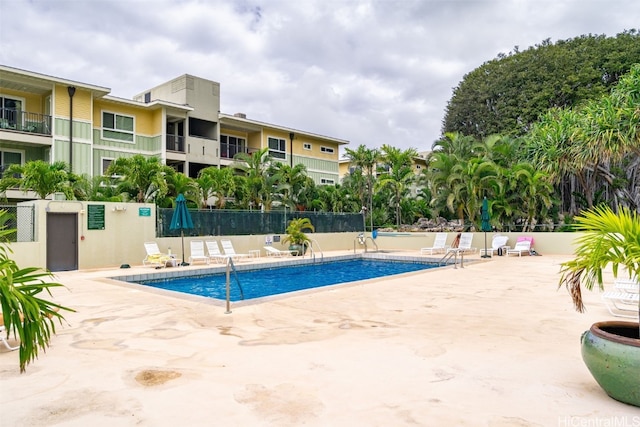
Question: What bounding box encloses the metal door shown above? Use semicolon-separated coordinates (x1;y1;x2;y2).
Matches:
46;213;78;271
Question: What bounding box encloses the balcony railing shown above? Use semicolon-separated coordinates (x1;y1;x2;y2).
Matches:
220;142;261;159
166;134;185;152
0;109;51;136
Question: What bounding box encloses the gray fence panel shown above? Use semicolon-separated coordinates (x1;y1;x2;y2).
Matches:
157;209;363;237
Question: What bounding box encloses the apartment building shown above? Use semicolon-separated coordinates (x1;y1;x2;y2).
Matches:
338;151;429;180
0;65;348;200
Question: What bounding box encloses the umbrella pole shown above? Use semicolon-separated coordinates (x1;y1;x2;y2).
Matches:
482;231;490;258
181;230;187;266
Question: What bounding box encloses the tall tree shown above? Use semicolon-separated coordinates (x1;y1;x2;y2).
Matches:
270;163;309;210
443;31;640;139
231;147;275;211
376;145;418;229
343;145;379;231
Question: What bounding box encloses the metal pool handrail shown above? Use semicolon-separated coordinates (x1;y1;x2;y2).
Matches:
353;233;379;253
439;249;464;269
225;257;245;313
305;239;324;263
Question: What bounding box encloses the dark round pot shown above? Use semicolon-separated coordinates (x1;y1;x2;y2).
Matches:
289;244;306;256
581;321;640;407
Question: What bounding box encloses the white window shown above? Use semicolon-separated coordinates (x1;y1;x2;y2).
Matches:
303;143;312;150
102;111;134;142
320;146;334;154
268;137;286;159
320;178;335;185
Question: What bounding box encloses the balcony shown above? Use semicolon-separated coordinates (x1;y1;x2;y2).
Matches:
0;109;51;136
166;134;185;152
220;142;262;159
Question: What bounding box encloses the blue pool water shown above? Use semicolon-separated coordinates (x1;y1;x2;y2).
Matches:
136;259;437;301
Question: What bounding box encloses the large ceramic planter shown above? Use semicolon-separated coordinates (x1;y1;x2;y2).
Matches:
581;321;640;407
288;244;306;256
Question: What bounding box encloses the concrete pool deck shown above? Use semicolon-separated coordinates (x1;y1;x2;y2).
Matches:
1;251;638;426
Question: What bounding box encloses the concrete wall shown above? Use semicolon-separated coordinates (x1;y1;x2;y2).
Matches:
6;209;581;271
10;200;157;270
371;231;579;256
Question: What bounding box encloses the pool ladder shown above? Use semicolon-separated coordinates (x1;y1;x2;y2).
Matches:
353;233;379;254
439;249;464;269
304;239;324;263
224;258;245;314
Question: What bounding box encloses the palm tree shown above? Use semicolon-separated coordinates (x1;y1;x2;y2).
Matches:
270;163;309;210
232;147;274;211
106;155;170;203
559;205;640;335
506;163;555;231
0;160;75;200
71;175;130;202
424;150;458;219
376;145;418;229
343;145;379;231
0;210;73;372
196;167;236;209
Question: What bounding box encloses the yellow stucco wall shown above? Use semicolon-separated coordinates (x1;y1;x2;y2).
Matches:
300;135;340;160
93;100;160;136
0;88;44;114
54;84;92;120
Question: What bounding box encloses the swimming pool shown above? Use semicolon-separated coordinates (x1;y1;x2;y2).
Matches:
134;258;438;301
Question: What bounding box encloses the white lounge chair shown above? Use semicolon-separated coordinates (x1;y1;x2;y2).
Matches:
506;239;532;256
264;246;297;257
143;242;178;268
420;232;448;255
447;232;476;254
220;239;250;261
0;324;19;351
205;240;229;264
614;277;639;293
602;290;639;318
480;235;509;257
189;240;211;265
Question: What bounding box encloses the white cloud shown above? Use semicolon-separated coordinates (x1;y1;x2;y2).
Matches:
1;0;638;154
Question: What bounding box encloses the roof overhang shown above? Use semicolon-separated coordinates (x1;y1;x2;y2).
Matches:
219;113;349;145
0;64;111;97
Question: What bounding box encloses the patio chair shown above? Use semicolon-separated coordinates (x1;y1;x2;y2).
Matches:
420;232;448;255
143;242;178;268
447;232;476;254
205;240;229;264
480;235;509;257
264;246;297;257
189;240;211;265
0;324;19;351
602;290;639;318
614;277;639;293
506;236;533;257
220;239;250;261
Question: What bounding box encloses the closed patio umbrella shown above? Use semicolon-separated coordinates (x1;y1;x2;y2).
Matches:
169;194;194;266
481;197;491;258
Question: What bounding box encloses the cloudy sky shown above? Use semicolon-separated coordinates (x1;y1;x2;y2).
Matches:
1;0;638;155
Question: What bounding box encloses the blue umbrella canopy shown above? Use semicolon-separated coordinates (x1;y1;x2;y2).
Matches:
170;194;194;231
481;197;491;232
